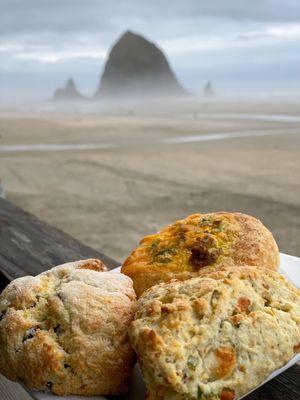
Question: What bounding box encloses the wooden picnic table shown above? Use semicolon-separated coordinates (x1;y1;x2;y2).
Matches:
0;197;299;400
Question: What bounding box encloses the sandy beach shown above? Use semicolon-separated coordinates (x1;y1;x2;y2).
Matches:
0;98;299;262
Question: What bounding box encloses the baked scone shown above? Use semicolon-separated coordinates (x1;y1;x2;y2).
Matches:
130;266;300;400
122;212;279;297
0;259;136;396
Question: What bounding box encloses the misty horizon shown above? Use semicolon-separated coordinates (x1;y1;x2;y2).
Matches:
1;0;300;104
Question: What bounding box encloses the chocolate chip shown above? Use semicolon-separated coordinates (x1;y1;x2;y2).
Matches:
53;324;60;333
64;363;70;369
46;382;53;390
22;327;38;342
0;310;6;321
211;290;221;307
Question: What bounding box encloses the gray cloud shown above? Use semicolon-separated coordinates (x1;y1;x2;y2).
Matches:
1;0;300;36
0;0;299;102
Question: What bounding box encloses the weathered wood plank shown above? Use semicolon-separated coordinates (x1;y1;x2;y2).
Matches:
0;198;299;400
245;364;300;399
0;197;119;282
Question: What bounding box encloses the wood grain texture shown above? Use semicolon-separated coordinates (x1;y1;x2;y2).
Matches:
0;198;299;400
245;364;300;400
0;197;119;282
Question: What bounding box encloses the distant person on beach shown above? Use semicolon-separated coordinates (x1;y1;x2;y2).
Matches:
0;180;5;199
204;81;215;96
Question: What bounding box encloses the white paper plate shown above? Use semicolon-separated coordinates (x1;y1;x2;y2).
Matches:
25;253;300;400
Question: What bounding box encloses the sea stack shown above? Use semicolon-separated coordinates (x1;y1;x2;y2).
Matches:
53;78;83;101
95;31;187;98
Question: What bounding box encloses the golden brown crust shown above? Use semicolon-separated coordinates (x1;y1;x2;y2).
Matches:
0;259;136;396
122;212;279;297
231;213;279;268
130;266;300;400
69;258;107;271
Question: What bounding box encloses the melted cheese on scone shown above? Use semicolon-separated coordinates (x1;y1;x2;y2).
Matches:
122;212;279;297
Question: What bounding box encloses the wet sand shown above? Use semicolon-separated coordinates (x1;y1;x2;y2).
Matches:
0;99;299;262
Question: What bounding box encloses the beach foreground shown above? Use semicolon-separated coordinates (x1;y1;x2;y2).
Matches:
0;98;299;261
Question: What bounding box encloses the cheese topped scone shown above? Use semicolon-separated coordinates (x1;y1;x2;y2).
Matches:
130;266;300;400
0;259;136;396
122;212;279;297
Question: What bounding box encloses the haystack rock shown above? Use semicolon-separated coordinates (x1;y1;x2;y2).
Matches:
95;31;187;98
53;78;83;101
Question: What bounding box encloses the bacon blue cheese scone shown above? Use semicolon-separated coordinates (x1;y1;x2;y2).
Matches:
122;212;279;297
129;266;300;400
0;259;136;396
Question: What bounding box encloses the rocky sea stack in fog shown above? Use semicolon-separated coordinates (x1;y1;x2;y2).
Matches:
53;78;83;101
95;31;187;98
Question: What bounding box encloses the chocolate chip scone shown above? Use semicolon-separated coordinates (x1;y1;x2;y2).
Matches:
0;259;137;396
129;266;300;400
122;212;279;297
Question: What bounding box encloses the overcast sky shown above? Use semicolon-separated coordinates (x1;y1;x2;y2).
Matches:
1;0;300;102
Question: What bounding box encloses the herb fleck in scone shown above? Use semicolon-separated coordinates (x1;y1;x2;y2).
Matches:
122;212;279;297
130;266;300;400
0;259;137;396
